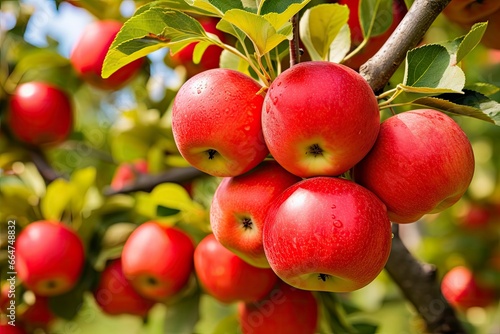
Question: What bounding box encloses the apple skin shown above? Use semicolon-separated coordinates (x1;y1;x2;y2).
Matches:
167;17;226;77
263;177;392;293
0;322;28;334
93;259;156;316
339;0;407;70
70;20;144;90
210;160;301;268
353;109;475;224
121;222;195;301
8;82;72;146
172;68;268;177
194;234;278;303
110;159;148;191
238;281;318;334
15;221;85;296
441;266;496;309
443;0;500;49
262;61;380;178
19;295;55;329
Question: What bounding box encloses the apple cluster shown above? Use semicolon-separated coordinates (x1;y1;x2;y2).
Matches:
171;60;476;298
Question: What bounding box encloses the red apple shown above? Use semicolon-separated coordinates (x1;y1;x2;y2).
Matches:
238;281;318;334
340;0;407;70
210;160;301;268
110;159;148;191
167;17;226;77
262;61;380;178
93;259;156;316
443;0;500;49
70;20;144;90
16;221;85;296
0;321;27;334
19;295;55;328
263;177;392;292
441;266;496;309
172;68;268;177
194;234;278;303
7;82;72;146
353;109;475;224
121;222;195;301
459;202;492;229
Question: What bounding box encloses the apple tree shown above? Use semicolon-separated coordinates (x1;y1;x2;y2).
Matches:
1;0;500;333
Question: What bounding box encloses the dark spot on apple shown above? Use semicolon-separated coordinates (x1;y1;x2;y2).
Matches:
146;276;160;286
45;280;58;290
307;144;323;157
207;149;217;160
242;217;253;230
318;273;331;282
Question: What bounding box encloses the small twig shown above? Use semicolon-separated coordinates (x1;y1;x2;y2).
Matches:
360;0;452;93
289;14;300;67
29;147;65;184
103;166;205;196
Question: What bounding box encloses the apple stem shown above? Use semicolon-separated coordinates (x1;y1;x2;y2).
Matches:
289;14;301;67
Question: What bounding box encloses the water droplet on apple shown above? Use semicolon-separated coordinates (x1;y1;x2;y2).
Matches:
277;81;282;87
333;220;343;228
244;126;250;131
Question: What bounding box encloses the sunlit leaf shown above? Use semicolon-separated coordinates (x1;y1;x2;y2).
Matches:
359;0;392;37
41;179;73;221
299;3;349;61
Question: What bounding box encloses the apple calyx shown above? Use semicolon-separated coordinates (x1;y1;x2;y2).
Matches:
307;144;324;157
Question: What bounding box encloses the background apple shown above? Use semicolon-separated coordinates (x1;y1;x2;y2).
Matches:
172;68;268;177
93;259;156;316
194;234;278;303
7;82;72;146
16;221;85;296
238;281;318;334
339;0;407;70
121;222;195;301
166;17;226;77
442;0;500;49
263;177;392;292
0;321;27;334
110;159;148;191
70;20;145;90
19;295;55;330
262;61;380;178
354;109;475;224
210;160;301;268
441;266;496;309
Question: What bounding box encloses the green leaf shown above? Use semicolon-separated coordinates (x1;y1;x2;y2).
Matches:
403;44;465;92
219;49;250;74
193;294;238;334
41;179;73;221
359;0;393;37
465;82;500;97
351;322;379;334
134;0;216;16
157;205;182;217
455;22;488;64
329;24;351;63
260;0;311;28
103;8;210;78
186;0;245;15
223;9;291;56
413;90;500;125
164;290;201;334
299;3;349;61
212;314;240;334
193;40;213;64
70;167;97;214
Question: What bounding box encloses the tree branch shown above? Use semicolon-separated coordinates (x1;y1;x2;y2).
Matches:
103;166;205;196
359;1;466;331
29;147;65;184
360;0;452;93
385;225;466;333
